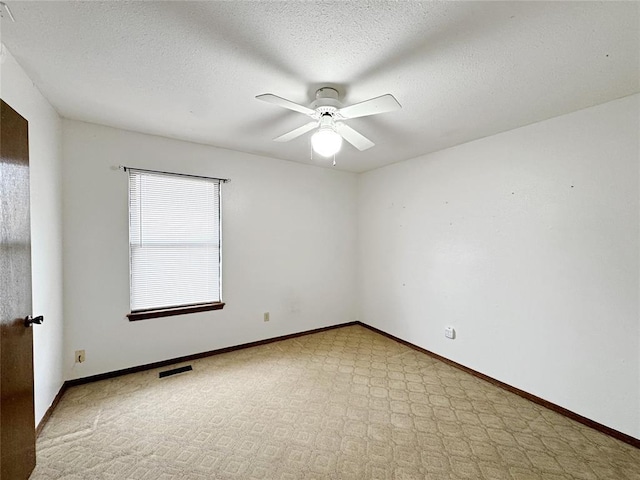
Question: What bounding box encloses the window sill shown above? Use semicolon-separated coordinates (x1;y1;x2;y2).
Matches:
127;302;225;321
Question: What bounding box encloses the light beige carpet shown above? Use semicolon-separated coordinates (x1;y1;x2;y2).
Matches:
32;325;639;479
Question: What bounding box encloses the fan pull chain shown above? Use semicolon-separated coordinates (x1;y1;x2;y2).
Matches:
333;154;336;167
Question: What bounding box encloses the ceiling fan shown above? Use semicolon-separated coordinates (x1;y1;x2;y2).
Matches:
256;87;401;158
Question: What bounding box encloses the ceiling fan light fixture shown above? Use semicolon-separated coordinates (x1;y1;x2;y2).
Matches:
311;127;342;157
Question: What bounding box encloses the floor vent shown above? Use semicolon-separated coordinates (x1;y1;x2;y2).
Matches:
159;365;193;378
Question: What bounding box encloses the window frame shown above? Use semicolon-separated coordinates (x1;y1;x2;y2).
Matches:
125;167;225;321
126;301;225;321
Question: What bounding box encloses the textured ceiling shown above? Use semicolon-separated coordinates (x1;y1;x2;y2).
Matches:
1;1;638;173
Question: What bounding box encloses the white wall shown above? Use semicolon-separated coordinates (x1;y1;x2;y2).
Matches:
358;94;640;438
62;120;358;379
0;46;65;424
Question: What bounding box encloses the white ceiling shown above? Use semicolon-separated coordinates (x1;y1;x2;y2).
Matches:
1;1;638;173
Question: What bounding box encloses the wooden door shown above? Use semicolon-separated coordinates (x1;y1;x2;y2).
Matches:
0;99;36;479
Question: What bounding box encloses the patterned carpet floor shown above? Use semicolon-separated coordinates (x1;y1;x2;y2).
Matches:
32;325;639;479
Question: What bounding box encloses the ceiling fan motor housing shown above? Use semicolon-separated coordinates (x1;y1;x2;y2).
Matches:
311;87;343;113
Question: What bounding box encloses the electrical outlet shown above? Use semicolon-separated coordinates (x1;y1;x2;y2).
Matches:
444;327;455;339
75;350;85;363
264;312;270;322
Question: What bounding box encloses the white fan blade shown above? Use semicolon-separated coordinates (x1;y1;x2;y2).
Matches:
273;121;318;142
256;94;316;117
336;123;375;151
338;94;401;119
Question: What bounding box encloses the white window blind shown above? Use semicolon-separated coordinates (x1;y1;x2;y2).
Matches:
128;170;221;311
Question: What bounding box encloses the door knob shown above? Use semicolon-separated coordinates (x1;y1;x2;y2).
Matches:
24;315;44;327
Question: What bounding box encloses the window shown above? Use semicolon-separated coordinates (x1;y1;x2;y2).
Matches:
126;169;224;320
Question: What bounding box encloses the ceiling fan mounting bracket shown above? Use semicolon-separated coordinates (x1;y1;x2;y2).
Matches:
315;87;339;100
